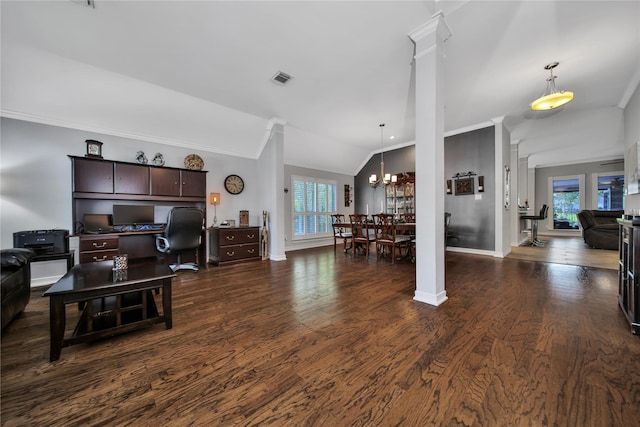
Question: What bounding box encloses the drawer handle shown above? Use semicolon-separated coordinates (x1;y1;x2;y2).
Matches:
247;234;255;239
226;251;235;256
225;235;235;241
247;249;255;254
93;256;107;261
93;242;108;248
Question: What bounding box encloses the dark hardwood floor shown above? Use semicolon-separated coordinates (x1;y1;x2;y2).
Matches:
2;246;639;426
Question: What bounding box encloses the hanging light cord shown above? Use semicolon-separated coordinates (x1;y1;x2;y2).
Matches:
379;123;385;178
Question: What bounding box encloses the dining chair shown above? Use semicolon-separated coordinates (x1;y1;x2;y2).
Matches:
331;214;352;252
399;213;416;236
399;213;415;223
349;213;374;257
372;213;411;263
445;212;460;244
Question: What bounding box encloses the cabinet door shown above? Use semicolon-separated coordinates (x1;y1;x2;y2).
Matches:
151;167;180;196
114;163;150;194
73;158;114;193
181;170;206;197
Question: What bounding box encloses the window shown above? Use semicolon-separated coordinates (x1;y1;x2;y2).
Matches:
549;175;584;230
593;172;624;211
292;176;337;239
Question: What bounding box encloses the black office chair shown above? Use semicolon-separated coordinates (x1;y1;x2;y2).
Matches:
520;204;548;247
155;207;204;272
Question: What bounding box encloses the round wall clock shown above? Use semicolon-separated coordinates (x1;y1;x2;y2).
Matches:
224;174;244;194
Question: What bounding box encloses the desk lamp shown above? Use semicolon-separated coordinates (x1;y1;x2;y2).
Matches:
210;192;220;226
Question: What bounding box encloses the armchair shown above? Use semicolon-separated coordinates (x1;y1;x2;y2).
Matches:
2;248;36;331
156;207;204;272
576;210;623;250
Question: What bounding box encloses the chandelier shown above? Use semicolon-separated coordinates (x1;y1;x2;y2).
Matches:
530;62;574;111
369;123;394;188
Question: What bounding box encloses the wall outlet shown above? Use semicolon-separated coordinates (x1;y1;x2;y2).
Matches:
475;194;482;200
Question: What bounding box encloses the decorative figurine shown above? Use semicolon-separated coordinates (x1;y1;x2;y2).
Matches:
261;210;268;260
136;151;148;164
152;152;165;166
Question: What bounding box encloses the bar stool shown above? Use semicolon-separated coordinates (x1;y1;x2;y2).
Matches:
520;204;548;246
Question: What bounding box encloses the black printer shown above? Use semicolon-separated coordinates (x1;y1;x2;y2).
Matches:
13;229;69;255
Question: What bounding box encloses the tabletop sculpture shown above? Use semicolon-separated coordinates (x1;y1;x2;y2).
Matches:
261;210;268;260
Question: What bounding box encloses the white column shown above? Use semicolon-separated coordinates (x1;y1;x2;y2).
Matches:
510;142;520;248
269;122;287;261
492;116;512;258
409;13;451;306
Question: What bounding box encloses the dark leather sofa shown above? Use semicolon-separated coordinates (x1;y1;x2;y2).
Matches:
1;248;35;331
576;210;623;250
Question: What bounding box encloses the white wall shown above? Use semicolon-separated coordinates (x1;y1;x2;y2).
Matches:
0;118;264;285
514;106;625;169
533;159;624;235
624;83;640;213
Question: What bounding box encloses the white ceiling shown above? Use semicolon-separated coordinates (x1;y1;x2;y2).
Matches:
1;1;638;174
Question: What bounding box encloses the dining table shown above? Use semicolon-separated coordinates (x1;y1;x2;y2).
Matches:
332;221;416;253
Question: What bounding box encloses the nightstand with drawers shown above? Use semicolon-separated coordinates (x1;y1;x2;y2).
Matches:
208;226;260;266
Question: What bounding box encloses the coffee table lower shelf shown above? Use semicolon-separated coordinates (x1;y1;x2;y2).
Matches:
67;291;162;345
43;260;175;361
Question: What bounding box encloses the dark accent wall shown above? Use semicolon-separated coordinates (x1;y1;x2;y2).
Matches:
354;145;415;215
445;126;496;251
354;128;495;251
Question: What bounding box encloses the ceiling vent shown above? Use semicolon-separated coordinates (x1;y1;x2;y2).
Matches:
271;71;293;86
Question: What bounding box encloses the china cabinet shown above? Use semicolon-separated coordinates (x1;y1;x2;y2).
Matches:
385;172;415;217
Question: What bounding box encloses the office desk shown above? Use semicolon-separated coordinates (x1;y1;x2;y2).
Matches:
74;228;206;267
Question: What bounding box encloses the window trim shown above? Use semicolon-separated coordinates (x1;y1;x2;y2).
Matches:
591;171;624;210
291;175;337;241
547;174;584;232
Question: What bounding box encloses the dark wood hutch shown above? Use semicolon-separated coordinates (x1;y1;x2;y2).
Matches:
385;172;415;216
617;218;640;334
69;156;207;265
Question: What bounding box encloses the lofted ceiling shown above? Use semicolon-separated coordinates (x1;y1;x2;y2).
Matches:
1;1;638;174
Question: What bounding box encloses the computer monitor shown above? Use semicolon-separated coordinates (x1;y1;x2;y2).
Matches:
112;204;154;226
83;214;112;231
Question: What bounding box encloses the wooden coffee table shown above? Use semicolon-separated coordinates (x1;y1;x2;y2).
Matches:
43;260;176;361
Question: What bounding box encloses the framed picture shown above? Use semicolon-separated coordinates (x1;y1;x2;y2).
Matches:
504;166;511;209
455;178;474;195
626;141;640;195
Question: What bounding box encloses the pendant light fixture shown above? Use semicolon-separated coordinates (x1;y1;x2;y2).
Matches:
369;123;392;188
530;62;574;111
